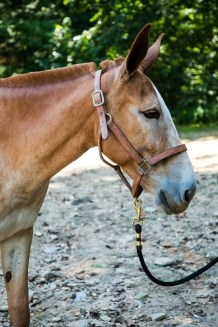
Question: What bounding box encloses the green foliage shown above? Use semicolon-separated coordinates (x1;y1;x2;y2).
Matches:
0;0;217;124
178;123;218;140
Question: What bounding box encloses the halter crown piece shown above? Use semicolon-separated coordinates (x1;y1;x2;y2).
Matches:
92;70;187;198
92;70;109;140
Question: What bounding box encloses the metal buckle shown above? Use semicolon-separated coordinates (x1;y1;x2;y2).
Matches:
138;159;152;175
92;90;104;107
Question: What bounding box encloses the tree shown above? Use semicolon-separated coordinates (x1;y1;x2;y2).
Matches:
0;0;217;124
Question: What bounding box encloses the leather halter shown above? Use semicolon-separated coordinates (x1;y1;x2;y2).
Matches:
92;70;187;198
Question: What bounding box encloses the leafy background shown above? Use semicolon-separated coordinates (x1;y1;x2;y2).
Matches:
0;0;217;124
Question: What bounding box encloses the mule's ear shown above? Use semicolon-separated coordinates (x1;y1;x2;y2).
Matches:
140;33;165;73
119;24;151;81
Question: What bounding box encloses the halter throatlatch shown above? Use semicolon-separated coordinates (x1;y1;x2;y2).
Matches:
92;69;218;286
93;70;187;198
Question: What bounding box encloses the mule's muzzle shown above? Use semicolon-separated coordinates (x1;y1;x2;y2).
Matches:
157;181;197;215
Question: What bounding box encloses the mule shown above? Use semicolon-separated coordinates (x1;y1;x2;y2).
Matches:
0;24;196;326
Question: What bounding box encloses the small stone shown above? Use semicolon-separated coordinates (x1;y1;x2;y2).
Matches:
34;230;43;237
196;290;210;298
28;289;34;302
52;316;62;323
89;319;105;327
69;307;80;316
115;315;126;324
72;196;93;205
43;271;59;281
100;314;112;322
67;283;78;288
50;234;58;241
154;257;181;266
43;245;59;254
151;312;167;321
75;290;87;302
3;323;11;327
67;320;87;327
0;306;8;312
145;206;156;213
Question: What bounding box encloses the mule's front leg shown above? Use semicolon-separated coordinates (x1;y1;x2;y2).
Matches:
1;227;33;327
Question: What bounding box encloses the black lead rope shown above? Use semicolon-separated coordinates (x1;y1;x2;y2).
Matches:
135;223;218;286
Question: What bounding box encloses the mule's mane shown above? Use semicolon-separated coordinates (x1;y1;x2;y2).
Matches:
0;58;126;89
0;62;96;88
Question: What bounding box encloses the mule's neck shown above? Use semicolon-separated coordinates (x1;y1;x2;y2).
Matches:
0;66;100;187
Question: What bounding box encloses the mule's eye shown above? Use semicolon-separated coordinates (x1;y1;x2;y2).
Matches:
143;110;160;119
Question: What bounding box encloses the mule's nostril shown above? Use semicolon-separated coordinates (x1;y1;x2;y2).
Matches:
184;188;195;204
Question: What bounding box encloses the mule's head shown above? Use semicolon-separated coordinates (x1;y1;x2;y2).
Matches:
100;24;196;215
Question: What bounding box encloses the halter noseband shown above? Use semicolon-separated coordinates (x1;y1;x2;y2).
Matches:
92;70;187;198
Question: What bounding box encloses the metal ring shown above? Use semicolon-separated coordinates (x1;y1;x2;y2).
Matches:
106;113;112;124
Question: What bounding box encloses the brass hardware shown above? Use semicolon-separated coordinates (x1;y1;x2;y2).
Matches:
106;113;112;124
132;198;144;226
136;231;142;248
92;90;105;107
138;159;152;175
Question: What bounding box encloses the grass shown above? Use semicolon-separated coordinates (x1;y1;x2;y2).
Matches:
177;123;218;140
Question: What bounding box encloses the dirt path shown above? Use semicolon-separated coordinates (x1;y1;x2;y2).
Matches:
0;137;217;327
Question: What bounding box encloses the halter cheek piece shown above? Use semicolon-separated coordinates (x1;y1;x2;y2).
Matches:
93;69;187;198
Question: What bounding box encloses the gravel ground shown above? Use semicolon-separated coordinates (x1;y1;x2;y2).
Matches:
0;136;217;327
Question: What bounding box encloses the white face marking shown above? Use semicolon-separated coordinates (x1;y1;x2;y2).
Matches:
152;83;180;143
129;81;181;152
